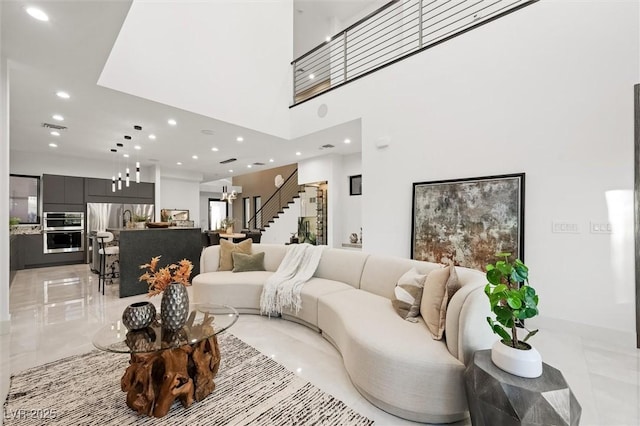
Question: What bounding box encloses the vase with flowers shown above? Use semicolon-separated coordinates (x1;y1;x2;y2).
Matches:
139;256;193;331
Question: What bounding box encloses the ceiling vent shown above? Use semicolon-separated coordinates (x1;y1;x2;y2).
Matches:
319;143;335;150
42;123;67;130
253;162;265;166
220;158;237;164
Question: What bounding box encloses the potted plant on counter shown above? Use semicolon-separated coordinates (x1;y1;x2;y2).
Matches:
484;252;541;378
133;214;148;229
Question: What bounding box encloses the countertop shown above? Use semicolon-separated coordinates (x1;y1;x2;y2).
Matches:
107;227;201;232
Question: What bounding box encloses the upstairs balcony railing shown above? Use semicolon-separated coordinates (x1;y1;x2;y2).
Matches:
292;0;538;105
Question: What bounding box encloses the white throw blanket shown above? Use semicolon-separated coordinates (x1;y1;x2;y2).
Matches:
260;244;325;316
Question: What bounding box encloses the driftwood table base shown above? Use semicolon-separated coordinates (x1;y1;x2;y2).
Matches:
120;335;221;417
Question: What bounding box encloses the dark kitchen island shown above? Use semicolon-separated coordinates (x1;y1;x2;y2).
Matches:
109;227;202;297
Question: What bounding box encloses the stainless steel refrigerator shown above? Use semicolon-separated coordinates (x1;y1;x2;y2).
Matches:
86;202;154;271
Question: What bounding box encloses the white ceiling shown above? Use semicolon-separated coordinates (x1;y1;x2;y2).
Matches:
2;0;364;183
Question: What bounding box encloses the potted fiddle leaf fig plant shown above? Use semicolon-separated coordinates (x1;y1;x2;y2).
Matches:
485;252;542;378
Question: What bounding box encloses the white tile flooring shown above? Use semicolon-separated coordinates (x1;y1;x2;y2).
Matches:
1;264;639;425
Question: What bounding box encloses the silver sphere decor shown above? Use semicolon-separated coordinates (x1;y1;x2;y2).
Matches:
122;301;156;331
160;282;189;331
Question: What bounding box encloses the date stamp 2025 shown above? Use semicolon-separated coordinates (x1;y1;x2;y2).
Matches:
3;408;58;420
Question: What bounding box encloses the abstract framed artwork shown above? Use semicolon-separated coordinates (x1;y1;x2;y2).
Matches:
411;173;525;270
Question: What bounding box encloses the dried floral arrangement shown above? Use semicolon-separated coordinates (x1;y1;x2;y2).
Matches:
139;256;193;297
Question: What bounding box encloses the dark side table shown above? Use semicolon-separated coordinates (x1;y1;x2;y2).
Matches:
464;350;581;426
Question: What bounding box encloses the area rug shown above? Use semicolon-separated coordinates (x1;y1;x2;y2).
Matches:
3;333;374;425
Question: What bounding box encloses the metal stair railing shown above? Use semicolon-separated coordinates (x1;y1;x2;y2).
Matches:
247;169;303;231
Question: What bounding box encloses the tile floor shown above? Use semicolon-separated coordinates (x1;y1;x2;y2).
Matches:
1;264;639;425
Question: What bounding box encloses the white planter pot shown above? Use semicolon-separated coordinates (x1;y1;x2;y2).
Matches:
491;340;542;378
134;222;146;229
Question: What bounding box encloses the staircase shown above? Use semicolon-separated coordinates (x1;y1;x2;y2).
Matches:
247;169;303;231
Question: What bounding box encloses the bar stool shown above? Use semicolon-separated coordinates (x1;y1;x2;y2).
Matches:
96;231;119;295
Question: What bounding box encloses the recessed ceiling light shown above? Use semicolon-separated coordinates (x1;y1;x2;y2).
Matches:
309;74;315;80
228;169;233;173
325;36;331;42
269;158;274;163
236;136;244;142
123;154;129;158
247;164;252;168
148;134;156;140
56;91;70;99
26;7;49;21
134;145;141;150
177;162;182;166
192;155;198;159
48;143;57;148
50;131;60;136
296;151;301;156
344;138;351;144
211;147;219;152
52;114;64;121
168;119;177;126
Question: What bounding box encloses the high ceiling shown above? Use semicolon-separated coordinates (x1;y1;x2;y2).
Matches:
2;0;366;183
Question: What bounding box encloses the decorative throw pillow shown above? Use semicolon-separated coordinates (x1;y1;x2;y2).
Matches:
421;265;459;340
219;238;252;271
232;251;265;272
391;267;427;322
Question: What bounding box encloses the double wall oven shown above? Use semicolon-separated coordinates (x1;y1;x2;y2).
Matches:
43;212;84;254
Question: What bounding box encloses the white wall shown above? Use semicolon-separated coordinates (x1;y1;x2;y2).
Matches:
261;198;301;244
160;177;201;227
339;153;362;244
298;154;344;247
99;0;293;139
291;0;640;338
1;0;11;334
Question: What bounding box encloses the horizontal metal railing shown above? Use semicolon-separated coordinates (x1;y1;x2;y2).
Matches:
247;169;303;231
292;0;538;105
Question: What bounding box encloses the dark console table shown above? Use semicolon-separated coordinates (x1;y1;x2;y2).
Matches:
113;227;202;297
464;349;581;426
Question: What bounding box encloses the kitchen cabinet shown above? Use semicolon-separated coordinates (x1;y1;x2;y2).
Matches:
11;234;84;270
43;174;85;206
85;178;154;204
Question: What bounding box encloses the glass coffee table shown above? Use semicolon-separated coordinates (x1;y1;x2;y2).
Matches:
93;303;238;418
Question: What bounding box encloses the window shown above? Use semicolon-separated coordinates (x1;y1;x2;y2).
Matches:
243;197;250;229
253;196;262;230
10;174;40;224
209;199;228;231
349;175;362;196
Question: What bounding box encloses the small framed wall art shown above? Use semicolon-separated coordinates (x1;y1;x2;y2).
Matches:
350;175;362;196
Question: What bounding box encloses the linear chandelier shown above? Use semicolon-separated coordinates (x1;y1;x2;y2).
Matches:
111;140;140;193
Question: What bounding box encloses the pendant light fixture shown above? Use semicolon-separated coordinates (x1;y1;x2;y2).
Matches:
110;148;117;192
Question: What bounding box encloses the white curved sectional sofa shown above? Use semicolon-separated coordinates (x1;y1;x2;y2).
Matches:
193;244;495;423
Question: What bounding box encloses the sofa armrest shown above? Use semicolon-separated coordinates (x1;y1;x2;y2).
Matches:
200;245;220;273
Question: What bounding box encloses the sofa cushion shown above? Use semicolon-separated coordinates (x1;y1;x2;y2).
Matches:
192;270;272;310
421;265;460;340
314;248;369;288
391;267;426;321
318;289;468;423
360;255;440;300
281;277;354;328
232;251;265;272
219;239;252;271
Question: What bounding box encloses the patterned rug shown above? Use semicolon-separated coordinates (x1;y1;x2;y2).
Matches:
3;333;374;425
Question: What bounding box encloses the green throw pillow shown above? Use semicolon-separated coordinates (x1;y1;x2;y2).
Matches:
232;251;265;272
